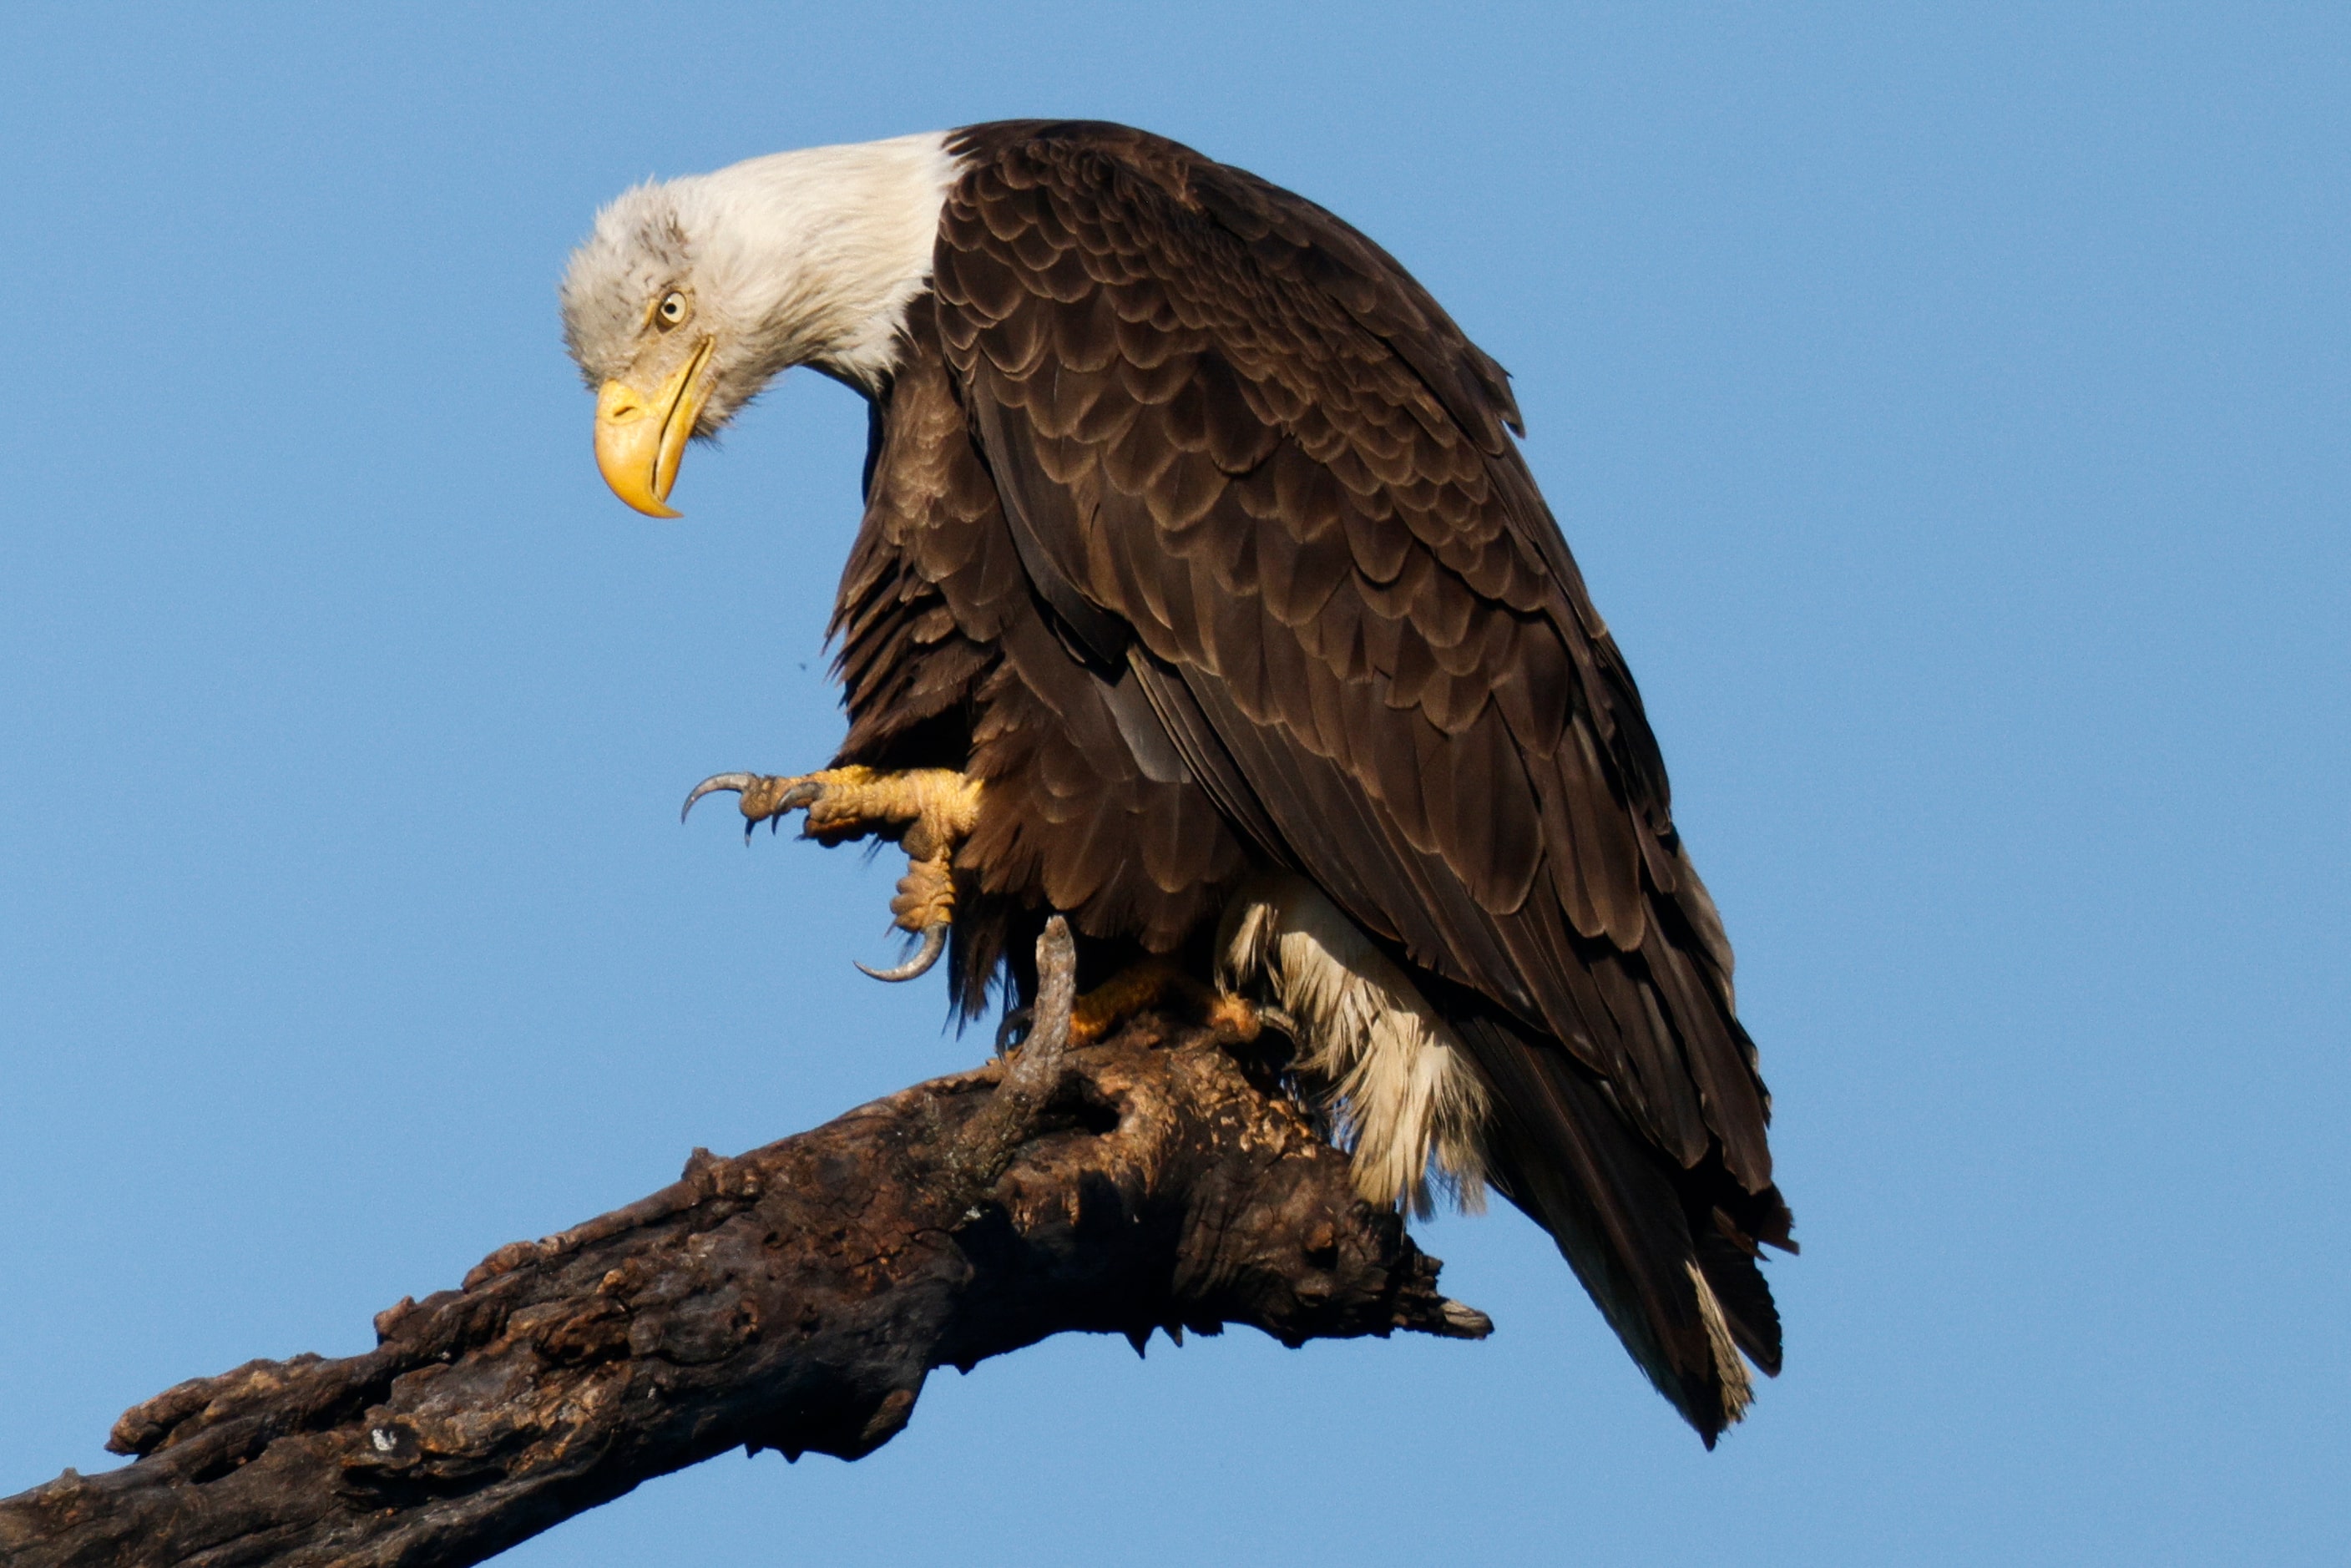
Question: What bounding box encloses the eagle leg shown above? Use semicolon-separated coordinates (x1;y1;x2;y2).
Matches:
682;766;983;982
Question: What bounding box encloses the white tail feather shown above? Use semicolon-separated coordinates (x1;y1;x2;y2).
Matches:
1687;1262;1756;1424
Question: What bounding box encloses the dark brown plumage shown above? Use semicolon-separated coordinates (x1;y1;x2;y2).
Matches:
824;121;1794;1441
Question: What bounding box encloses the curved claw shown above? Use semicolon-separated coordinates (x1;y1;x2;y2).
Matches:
680;772;762;824
994;1005;1034;1056
856;921;948;983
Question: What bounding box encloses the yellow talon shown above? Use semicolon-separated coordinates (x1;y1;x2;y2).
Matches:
1068;961;1262;1046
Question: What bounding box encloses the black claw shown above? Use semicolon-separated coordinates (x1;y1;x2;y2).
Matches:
994;1006;1034;1056
857;921;948;983
681;771;761;825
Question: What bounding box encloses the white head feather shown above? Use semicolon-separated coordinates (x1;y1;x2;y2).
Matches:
559;132;962;425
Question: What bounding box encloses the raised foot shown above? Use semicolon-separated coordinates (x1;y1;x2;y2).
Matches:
680;766;980;849
682;766;983;983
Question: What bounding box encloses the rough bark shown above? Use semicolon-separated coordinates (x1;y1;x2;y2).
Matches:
0;921;1488;1568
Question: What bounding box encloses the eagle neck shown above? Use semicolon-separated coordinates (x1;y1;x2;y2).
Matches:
680;132;963;396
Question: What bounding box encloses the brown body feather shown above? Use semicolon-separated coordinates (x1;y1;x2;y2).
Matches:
827;120;1792;1440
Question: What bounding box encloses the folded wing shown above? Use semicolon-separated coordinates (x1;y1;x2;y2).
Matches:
933;120;1793;1438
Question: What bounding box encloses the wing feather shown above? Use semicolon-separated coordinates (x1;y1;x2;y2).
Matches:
933;121;1791;1436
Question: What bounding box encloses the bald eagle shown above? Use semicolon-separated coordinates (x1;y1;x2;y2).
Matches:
561;121;1793;1443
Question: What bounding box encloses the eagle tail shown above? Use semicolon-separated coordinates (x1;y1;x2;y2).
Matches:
1453;1008;1787;1445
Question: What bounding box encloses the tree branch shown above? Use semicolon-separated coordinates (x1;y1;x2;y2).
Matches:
0;920;1488;1568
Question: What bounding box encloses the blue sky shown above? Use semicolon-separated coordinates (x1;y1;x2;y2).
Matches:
3;3;2344;1562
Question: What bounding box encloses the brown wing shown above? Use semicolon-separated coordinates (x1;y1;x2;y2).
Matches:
932;121;1792;1435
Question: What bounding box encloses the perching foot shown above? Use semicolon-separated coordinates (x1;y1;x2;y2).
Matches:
1068;960;1262;1047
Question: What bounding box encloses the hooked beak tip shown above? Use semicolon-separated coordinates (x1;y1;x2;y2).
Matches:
593;339;711;518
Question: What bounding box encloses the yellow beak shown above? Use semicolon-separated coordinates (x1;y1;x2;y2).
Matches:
594;338;714;518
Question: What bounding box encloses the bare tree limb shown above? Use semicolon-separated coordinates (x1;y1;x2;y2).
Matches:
0;919;1488;1568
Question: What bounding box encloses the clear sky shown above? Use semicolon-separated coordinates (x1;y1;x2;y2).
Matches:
3;3;2344;1563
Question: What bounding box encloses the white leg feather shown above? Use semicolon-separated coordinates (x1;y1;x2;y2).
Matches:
1217;877;1491;1217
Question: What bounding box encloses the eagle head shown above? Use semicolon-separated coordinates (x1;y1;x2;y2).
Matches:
559;136;960;517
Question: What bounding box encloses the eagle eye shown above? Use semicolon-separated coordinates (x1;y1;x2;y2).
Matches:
655;290;689;329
